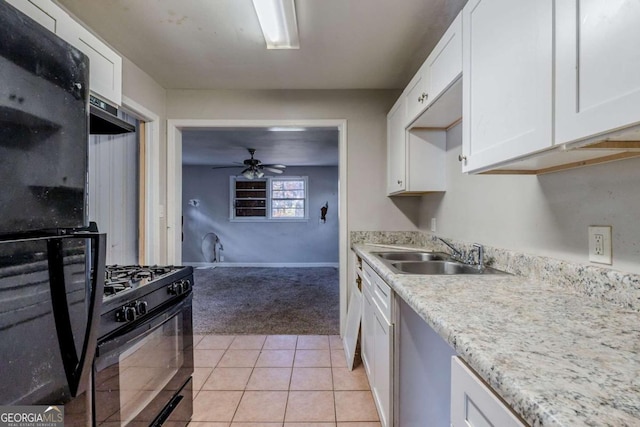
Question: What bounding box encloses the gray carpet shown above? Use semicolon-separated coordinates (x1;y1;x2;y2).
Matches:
192;267;339;335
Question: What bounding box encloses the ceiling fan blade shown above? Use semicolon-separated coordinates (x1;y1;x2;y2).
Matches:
264;167;284;174
211;165;241;169
262;164;286;169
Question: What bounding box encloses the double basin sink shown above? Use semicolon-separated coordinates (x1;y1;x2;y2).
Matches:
372;251;507;275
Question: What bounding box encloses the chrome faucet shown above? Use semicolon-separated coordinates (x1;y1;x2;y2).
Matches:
437;238;485;269
471;243;484;269
437;238;465;262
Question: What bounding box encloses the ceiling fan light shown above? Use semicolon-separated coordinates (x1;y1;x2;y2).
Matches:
242;168;255;179
256;170;265;178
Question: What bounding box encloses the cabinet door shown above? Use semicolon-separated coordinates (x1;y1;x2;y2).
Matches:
4;0;71;34
451;357;525;427
426;12;462;104
64;24;123;106
462;0;553;173
556;1;640;144
361;286;375;377
372;312;393;427
387;97;406;194
404;62;430;124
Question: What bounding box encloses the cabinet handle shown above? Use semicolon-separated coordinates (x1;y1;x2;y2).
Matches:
397;180;402;185
418;92;429;103
458;154;467;162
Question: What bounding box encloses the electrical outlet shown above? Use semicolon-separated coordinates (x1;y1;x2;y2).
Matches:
588;226;612;264
431;218;437;232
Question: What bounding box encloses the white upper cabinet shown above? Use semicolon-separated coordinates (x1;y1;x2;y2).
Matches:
5;0;122;106
5;0;69;34
404;61;431;125
461;0;554;173
64;24;123;106
387;97;407;194
406;12;463;128
426;12;462;107
555;0;640;145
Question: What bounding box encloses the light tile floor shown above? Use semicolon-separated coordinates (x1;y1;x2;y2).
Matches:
189;334;381;427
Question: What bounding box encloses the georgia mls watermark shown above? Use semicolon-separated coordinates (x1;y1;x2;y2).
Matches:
0;406;64;427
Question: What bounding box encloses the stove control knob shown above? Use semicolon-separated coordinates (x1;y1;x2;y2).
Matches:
135;300;148;316
116;306;137;322
181;279;191;292
168;282;184;296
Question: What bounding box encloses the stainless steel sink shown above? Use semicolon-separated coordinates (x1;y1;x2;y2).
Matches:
373;251;452;262
389;261;507;275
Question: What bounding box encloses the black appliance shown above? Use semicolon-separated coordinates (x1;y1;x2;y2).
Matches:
94;265;194;426
89;95;135;135
0;1;105;426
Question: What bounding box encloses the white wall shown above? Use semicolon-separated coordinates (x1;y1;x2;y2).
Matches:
87;111;138;264
167;89;420;232
182;166;339;264
419;123;640;274
121;57;168;263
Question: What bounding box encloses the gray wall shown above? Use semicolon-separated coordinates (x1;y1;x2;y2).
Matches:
419;122;640;274
167;89;413;232
182;166;339;264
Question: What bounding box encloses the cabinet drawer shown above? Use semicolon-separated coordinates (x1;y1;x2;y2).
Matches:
362;261;392;323
362;262;376;293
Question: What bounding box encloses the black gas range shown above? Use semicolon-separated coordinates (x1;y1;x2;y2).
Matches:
95;264;194;426
99;264;193;339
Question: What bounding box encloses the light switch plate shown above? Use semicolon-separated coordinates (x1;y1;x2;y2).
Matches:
588;226;612;264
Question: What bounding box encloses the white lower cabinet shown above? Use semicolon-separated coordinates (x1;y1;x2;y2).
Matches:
451;357;526;427
360;262;394;427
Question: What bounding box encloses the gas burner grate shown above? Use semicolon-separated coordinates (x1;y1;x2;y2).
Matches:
104;265;177;296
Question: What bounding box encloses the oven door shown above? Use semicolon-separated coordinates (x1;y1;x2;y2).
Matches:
94;294;193;426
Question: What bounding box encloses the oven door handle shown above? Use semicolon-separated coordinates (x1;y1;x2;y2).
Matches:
48;232;106;397
96;293;192;369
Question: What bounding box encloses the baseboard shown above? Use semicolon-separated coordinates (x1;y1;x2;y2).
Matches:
185;262;340;268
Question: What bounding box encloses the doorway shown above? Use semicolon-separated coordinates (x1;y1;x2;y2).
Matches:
167;119;349;334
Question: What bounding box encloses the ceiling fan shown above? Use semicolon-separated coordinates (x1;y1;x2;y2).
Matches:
211;148;286;179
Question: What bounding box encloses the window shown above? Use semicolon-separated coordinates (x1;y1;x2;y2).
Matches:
271;177;306;218
230;176;308;221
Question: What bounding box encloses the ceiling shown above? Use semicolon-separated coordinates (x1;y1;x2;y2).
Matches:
182;127;339;166
55;0;466;165
55;0;467;90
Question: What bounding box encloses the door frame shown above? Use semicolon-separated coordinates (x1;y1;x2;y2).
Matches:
167;119;349;335
121;95;161;265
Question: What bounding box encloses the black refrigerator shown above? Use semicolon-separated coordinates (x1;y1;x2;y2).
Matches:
0;1;105;424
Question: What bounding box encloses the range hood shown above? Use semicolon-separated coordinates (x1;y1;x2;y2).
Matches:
89;95;135;135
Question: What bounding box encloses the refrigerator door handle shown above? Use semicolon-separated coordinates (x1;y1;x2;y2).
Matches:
47;232;106;396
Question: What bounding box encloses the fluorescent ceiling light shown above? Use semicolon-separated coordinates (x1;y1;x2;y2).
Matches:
268;126;306;132
252;0;300;49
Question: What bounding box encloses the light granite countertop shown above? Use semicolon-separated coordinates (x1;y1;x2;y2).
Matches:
352;243;640;427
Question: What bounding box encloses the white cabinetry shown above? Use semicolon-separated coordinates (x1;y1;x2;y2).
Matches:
5;0;122;106
387;99;447;195
360;262;394;427
5;0;68;33
451;357;525;427
404;61;430;125
64;24;123;106
461;0;553;173
555;1;640;145
386;12;461;195
387;97;406;194
405;12;462;127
